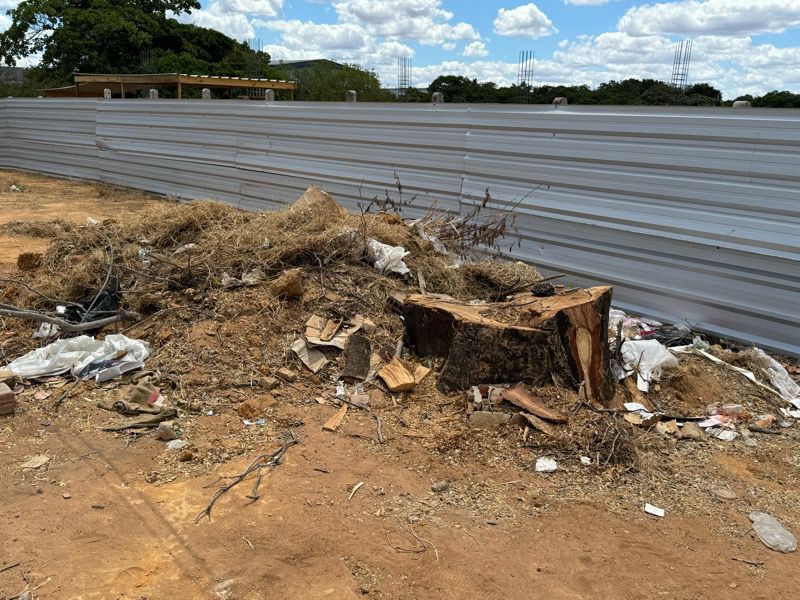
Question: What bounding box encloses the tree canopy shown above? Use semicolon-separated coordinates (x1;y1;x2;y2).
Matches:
278;60;392;102
0;0;279;87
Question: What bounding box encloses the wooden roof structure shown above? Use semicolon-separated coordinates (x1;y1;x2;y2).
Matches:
42;73;297;98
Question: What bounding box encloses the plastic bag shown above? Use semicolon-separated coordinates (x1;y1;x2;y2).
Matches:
3;334;149;381
741;348;800;408
749;511;797;553
620;339;679;393
367;239;410;275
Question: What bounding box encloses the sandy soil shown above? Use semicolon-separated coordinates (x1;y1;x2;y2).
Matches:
1;170;798;600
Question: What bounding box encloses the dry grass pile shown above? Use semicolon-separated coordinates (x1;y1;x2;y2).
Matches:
0;218;75;238
9;187;540;315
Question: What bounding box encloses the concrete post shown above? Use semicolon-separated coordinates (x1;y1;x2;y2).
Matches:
553;97;568;106
103;88;112;99
264;89;275;102
149;89;158;99
346;90;357;103
202;88;211;100
431;92;444;105
732;100;751;108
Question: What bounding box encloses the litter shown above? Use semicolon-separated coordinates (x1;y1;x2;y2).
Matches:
706;427;738;442
2;334;149;381
580;456;592;466
242;418;266;426
291;338;329;373
620;339;678;392
644;503;665;518
749;511;796;553
305;315;349;349
740;348;800;408
33;322;60;339
535;457;558;473
166;439;188;451
367;239;410;275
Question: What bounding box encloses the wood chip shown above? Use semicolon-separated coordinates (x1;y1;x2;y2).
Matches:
319;319;342;342
413;364;432;384
348;481;364;501
322;404;348;432
378;358;416;392
500;384;567;423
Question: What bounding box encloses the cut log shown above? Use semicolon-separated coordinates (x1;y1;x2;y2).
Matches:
500;384;567;423
403;286;614;404
341;333;371;382
377;358;416;392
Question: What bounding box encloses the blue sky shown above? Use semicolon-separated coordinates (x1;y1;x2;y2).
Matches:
4;0;800;97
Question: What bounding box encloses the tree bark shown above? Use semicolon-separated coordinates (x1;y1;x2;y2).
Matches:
402;286;614;405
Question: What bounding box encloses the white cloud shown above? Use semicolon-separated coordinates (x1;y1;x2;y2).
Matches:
334;0;479;45
619;0;800;37
441;42;456;51
261;20;369;50
564;0;612;4
175;2;255;40
494;3;556;38
463;41;489;57
215;0;282;17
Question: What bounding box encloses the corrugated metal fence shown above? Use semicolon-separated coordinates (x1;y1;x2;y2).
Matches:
2;98;799;355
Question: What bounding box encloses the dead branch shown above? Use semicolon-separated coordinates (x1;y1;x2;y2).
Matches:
195;433;298;523
341;396;385;444
0;306;139;332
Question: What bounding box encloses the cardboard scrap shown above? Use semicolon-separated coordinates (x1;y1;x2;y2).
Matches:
305;315;348;349
291;339;329;373
320;319;343;342
378;358;416;392
322;404;348;432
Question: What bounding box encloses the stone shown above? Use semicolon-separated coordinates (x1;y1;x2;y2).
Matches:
178;450;194;462
711;488;737;500
431;480;449;493
156;422;176;441
276;368;297;383
236;394;276;420
679;421;706;441
270;268;304;299
156;423;177;442
469;410;512;429
261;376;279;390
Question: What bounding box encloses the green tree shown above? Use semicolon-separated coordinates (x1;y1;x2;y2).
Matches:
751;90;800;108
0;0;279;88
282;61;391;102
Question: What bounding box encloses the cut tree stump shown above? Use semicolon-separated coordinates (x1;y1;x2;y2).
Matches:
402;287;614;405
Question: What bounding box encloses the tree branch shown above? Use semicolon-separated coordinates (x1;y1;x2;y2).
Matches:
0;307;139;332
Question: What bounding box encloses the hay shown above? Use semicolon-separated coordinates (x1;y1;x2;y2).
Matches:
11;189;541;315
0;219;75;238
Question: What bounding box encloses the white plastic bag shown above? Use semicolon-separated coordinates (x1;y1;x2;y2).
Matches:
367;239;410;275
3;334;149;380
741;348;800;408
620;339;679;393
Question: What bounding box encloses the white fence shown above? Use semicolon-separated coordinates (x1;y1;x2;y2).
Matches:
1;98;799;355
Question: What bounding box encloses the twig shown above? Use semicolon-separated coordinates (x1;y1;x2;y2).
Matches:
120;306;215;334
341;396;384;443
53;379;80;411
195;433;298;523
242;536;255;550
731;557;764;567
82;229;114;323
348;481;364;501
0;306;139;332
0;562;20;574
0;278;84;309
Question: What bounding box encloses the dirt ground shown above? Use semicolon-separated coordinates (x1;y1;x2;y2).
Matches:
1;170;799;600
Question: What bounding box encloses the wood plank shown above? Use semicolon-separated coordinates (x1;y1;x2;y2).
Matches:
378;358;416;392
500;384;568;423
322;405;348;432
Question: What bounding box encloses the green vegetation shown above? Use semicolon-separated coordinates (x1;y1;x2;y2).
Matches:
277;60;392;101
0;0;281;93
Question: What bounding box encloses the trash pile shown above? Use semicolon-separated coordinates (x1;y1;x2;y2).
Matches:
1;184;799;551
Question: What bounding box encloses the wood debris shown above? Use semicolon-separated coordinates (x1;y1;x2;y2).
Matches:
322;405;348;432
500;384;567;423
378;358;416;392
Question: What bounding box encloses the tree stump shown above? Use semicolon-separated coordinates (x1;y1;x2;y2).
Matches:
402;286;614;405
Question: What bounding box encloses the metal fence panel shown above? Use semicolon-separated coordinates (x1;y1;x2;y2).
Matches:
1;98;798;355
